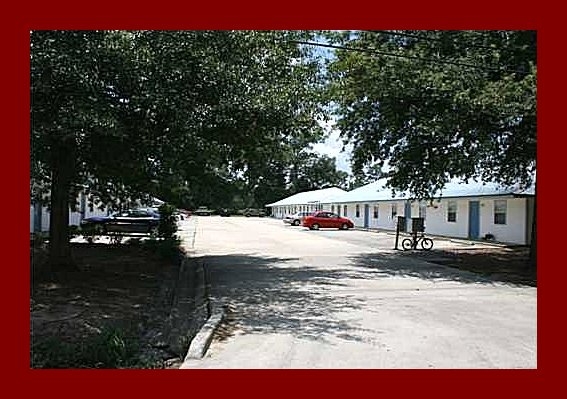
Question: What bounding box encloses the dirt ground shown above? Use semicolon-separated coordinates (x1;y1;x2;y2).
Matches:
30;240;535;368
30;242;184;368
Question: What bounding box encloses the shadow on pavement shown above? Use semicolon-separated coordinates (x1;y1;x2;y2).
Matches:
191;254;376;344
191;249;534;345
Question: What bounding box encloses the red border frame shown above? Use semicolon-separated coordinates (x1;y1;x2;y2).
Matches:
5;1;557;397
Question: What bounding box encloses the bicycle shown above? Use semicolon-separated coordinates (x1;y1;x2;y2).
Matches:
402;232;434;251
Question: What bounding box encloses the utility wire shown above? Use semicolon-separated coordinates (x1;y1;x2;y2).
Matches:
291;40;525;74
370;30;502;52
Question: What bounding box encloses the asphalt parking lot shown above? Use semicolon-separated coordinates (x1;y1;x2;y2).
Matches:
179;216;536;368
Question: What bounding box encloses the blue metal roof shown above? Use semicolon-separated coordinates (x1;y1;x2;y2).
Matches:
332;178;535;203
266;187;347;207
266;179;534;207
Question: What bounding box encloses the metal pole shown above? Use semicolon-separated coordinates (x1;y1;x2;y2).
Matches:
394;216;400;250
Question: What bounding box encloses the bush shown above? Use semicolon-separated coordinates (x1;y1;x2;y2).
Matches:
68;225;81;239
142;237;182;263
31;326;146;368
31;232;47;248
157;203;178;240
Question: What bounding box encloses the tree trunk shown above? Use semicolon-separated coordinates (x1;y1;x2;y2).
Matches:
48;137;78;271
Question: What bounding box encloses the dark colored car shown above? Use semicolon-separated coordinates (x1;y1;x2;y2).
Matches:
243;208;266;217
302;211;354;230
194;206;213;216
219;208;231;217
80;208;160;234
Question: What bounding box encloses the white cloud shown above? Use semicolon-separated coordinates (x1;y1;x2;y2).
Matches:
311;121;353;174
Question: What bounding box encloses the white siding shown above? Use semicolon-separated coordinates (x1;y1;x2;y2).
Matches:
41;207;50;232
351;203;364;227
337;201;405;230
30;194;109;233
525;197;535;245
480;198;527;245
273;180;533;245
365;201;402;230
311;179;533;245
425;199;469;239
69;211;82;226
423;197;529;245
30;207;69;232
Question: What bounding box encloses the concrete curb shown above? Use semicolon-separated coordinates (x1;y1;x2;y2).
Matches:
181;303;225;363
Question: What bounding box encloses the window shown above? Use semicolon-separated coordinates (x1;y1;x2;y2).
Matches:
131;210;148;217
343;205;348;217
356;204;360;218
447;201;457;222
391;204;397;219
373;205;379;219
494;200;507;225
331;205;334;213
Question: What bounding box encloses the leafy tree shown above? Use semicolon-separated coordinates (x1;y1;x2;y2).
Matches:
288;153;349;193
327;30;536;264
328;30;535;196
31;30;328;269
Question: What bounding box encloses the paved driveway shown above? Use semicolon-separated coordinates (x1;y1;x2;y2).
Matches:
179;217;536;368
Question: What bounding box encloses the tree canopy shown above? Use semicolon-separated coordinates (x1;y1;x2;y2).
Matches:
30;30;348;267
31;31;339;206
326;30;536;200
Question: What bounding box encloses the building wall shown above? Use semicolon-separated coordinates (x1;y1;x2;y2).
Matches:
479;197;528;245
30;193;109;233
272;203;327;218
330;197;530;245
525;197;535;245
423;197;528;245
271;195;531;245
373;201;405;230
331;201;405;230
424;200;469;239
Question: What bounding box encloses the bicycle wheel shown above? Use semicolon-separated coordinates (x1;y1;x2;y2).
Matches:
421;238;434;250
401;238;414;250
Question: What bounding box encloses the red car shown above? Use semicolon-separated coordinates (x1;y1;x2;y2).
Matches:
302;211;354;230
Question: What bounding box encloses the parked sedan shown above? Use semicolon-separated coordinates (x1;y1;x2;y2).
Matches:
302;211;354;230
283;211;313;226
194;206;213;216
80;208;160;234
243;208;266;217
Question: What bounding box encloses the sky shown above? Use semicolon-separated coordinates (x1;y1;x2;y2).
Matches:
311;119;353;174
306;36;354;175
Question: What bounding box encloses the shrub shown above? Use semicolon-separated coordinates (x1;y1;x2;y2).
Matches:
157;203;178;240
142;237;182;263
31;326;145;368
68;225;81;239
